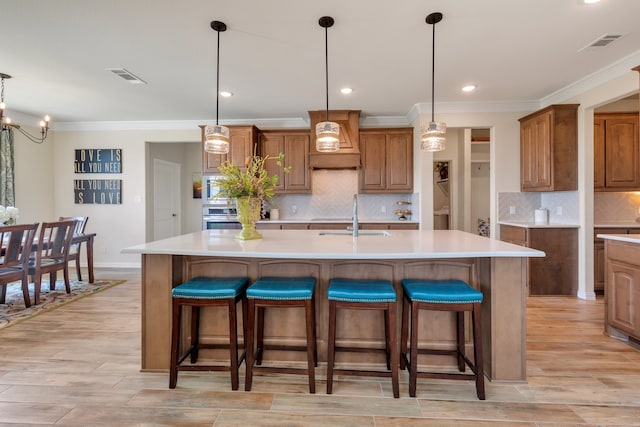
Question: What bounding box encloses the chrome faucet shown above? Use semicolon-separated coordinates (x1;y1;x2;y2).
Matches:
352;194;359;237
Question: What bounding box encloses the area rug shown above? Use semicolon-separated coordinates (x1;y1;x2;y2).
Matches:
1;279;126;329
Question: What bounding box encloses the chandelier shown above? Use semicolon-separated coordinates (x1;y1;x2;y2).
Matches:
421;12;446;152
203;20;230;155
0;73;50;144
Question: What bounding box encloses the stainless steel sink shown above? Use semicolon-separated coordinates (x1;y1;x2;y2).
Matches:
318;231;391;236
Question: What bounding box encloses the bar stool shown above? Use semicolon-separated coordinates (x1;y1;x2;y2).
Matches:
169;276;249;390
327;278;399;398
400;279;485;400
244;277;317;393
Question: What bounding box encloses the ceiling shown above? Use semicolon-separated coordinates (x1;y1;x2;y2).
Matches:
2;0;640;126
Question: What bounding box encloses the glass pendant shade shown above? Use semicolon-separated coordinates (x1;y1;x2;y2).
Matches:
315;121;340;152
420;121;446;151
204;124;230;154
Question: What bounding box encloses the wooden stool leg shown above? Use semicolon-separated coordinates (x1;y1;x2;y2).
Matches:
326;300;337;394
304;298;316;394
400;294;409;370
190;306;200;363
256;305;265;365
473;303;486;400
241;297;248;364
244;298;256;391
311;295;318;367
456;311;465;372
409;300;419;397
388;302;399;399
384;307;391;370
228;298;239;391
169;300;181;389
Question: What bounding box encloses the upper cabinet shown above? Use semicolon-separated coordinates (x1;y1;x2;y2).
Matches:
359;127;413;193
519;104;578;192
201;125;258;175
258;130;311;194
594;113;640;191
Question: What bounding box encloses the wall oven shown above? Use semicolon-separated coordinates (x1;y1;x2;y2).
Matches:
202;175;240;230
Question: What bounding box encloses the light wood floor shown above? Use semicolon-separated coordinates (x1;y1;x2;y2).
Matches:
2;268;640;426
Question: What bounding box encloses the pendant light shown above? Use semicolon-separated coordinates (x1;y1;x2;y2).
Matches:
204;20;230;155
421;12;446;152
316;16;340;153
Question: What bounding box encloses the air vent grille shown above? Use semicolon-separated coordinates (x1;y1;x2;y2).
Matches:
107;68;147;84
580;34;622;51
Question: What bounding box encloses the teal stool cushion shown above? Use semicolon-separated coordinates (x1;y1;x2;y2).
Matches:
328;278;396;302
172;276;249;300
247;277;316;300
401;279;483;304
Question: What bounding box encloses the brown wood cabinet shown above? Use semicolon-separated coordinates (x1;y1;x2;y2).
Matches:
500;225;578;295
595;227;640;292
258;222;418;230
359;128;413;194
258;129;311;194
594;113;640;191
201;125;258;174
604;238;640;345
519;104;578;192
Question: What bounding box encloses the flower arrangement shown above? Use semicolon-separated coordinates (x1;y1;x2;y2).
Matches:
0;205;19;225
216;153;290;202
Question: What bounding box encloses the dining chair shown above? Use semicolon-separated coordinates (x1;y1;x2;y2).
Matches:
1;223;39;307
27;220;76;305
58;216;89;281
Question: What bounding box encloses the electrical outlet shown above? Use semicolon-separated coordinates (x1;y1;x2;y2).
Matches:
291;205;297;214
509;206;516;215
381;205;386;213
557;206;563;215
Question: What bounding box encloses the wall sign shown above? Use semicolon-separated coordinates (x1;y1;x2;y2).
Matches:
74;179;122;204
74;149;122;173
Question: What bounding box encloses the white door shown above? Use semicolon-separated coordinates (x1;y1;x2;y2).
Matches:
153;159;181;241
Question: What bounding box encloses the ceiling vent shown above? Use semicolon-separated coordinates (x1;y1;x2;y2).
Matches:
580;34;622;51
107;68;147;84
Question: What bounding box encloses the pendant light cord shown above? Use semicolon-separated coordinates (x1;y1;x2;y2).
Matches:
216;28;221;126
324;25;329;122
431;19;436;123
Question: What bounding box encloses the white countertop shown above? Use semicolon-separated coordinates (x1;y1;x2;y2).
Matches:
597;233;640;244
122;229;544;260
498;221;580;229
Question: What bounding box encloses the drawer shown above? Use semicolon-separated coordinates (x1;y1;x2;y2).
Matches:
500;225;527;246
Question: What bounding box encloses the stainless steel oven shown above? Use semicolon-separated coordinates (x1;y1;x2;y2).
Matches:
202;175;240;229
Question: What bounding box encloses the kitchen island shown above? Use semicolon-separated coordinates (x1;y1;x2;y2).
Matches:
123;229;544;382
597;233;640;348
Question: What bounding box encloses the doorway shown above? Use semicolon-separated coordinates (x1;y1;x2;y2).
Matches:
433;161;450;230
153;159;181;241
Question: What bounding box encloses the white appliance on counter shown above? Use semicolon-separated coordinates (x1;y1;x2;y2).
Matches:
202;175;240;230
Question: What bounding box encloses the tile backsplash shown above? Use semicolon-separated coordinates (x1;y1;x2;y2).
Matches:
268;169;416;221
594;192;640;222
498;191;579;224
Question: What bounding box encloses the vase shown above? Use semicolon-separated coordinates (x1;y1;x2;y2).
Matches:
235;196;263;240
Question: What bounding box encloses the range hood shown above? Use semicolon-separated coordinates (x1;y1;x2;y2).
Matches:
308;110;361;169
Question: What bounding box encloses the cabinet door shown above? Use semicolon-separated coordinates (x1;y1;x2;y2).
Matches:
605;117;640;189
607;260;640;337
528;228;578;296
283;134;310;193
520;114;551;191
594;240;605;292
259;133;286;192
386;131;413;192
360;132;387;191
593;118;605;190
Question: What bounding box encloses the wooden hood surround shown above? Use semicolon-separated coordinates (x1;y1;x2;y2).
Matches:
308;110;361;168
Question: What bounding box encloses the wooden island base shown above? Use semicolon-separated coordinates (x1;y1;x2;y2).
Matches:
141;253;528;383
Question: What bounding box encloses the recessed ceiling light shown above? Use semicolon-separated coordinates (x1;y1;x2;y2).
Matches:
340;87;353;95
462;85;477;92
583;0;600;4
220;91;233;97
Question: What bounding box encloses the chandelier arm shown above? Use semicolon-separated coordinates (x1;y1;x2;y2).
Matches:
5;125;47;144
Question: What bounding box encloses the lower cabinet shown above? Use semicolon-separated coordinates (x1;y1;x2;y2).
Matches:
257;222;418;230
604;239;640;343
595;228;640;292
500;225;578;295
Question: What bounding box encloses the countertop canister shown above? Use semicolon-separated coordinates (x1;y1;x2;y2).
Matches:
534;208;549;225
